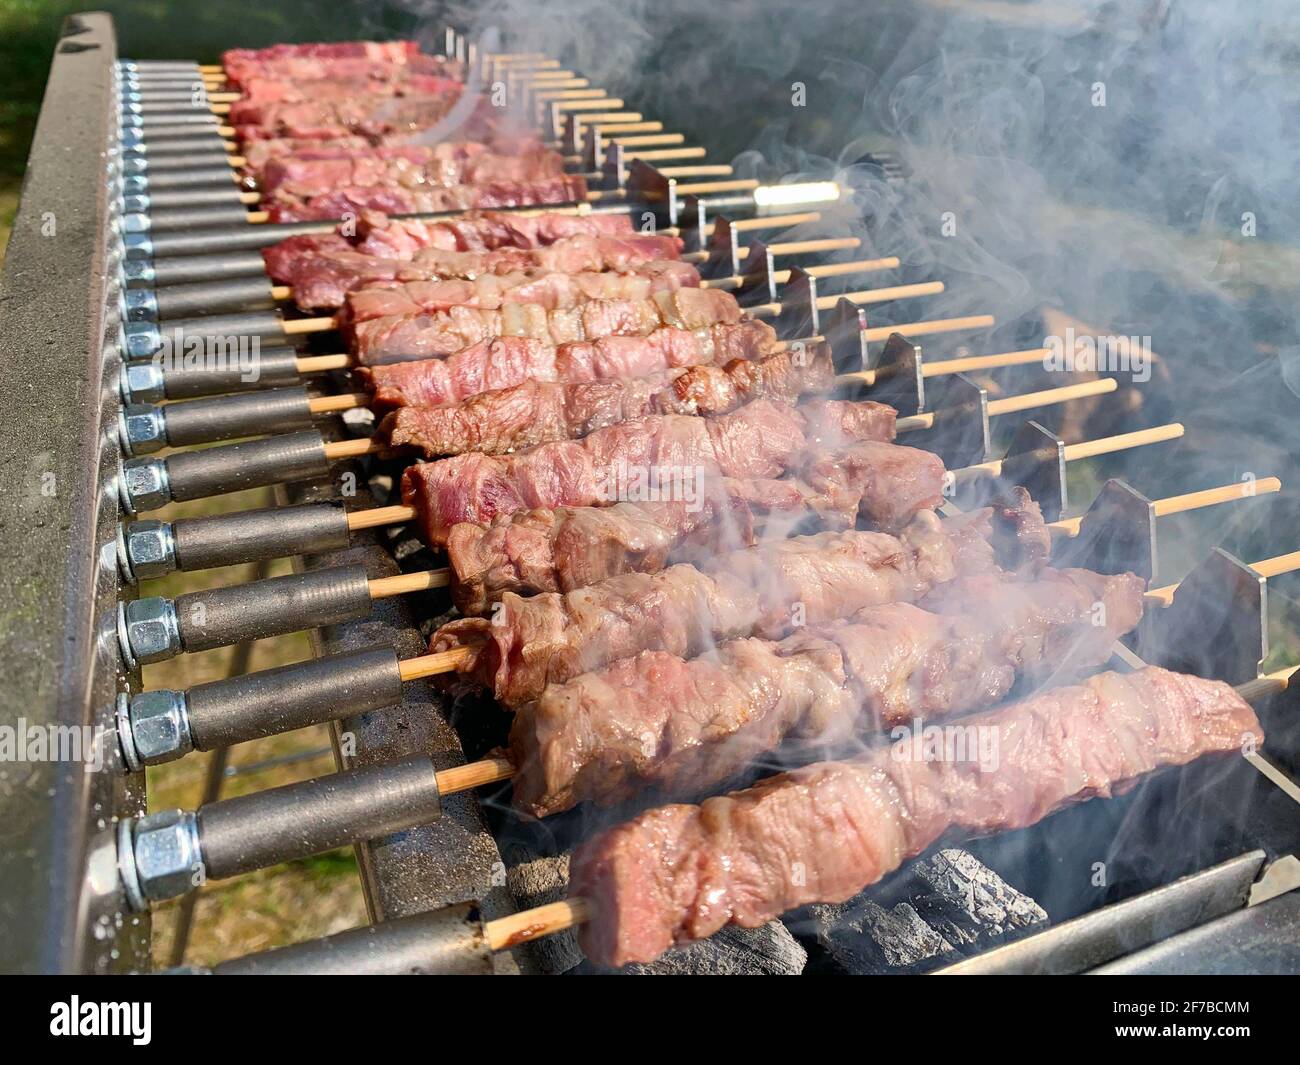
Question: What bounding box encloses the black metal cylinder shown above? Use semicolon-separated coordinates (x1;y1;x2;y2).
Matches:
159;345;302;398
129;110;218;127
196;755;443;880
132;136;229;157
136;166;240;192
186;646;403;750
138;150;234;173
152;309;287;348
148;221;328;257
209;903;492;975
161;386;315;445
171;500;353;572
123;90;210;104
125;101;212;116
172;562;373;653
139;185;244;210
163;429;329;501
151;250;268;286
154;275;275;318
147;203;255;232
124;61;203;73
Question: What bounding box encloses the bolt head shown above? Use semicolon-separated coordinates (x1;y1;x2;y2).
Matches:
122;519;175;580
120;359;165;404
131;810;203;902
124;321;160;358
121;596;180;666
119;456;170;513
128;690;191;765
120;195;151;221
119;404;166;455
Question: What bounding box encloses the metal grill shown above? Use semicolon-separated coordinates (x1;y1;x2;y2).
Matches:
2;11;1299;975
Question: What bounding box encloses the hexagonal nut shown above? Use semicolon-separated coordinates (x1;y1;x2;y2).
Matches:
128;689;191;765
122;519;175;581
121;596;180;666
119;456;170;514
123;321;160;358
132;809;203;902
119;404;167;455
120;359;165;404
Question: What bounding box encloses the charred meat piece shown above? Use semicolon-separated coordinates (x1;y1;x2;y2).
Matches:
261;210;646;284
571;666;1261;966
259;145;564;196
265;174;590;224
430;504;1024;707
444;439;947;614
342;261;699;323
400;398;896;545
346;287;743;364
510;567;1145;816
361;322;779;410
280;233;685;312
381;345;834;458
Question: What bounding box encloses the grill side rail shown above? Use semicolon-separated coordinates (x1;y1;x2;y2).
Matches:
0;12;148;973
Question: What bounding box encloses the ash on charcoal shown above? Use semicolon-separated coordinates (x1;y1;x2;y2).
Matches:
503;845;584;975
911;849;1047;949
807;898;953;972
806;848;1046;973
590;921;807;975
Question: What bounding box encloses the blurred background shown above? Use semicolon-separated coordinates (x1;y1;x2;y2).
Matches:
4;0;1299;965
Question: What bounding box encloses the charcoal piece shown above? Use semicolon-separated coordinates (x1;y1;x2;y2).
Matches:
810;898;954;973
809;848;1046;972
503;846;584;976
911;848;1047;948
611;921;807;975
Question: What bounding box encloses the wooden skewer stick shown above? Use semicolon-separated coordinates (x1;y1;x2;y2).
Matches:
683;234;858;265
307;392;370;413
837;347;1050;387
960;423;1185;481
484;899;592;952
895;379;1117;432
486;55;561;68
613;133;687;148
551;97;625;114
514;74;586;86
1051;478;1282;538
748;280;945;318
563;144;699;165
588;177;758;201
864;315;995;343
548;121;664;144
1237;665;1300;704
322;437;385;460
1146;548;1300;607
702;256;899;290
531;89;608;103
